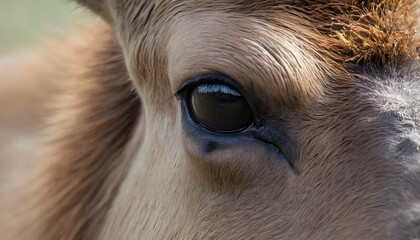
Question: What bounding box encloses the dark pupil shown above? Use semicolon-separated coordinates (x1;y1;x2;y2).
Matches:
190;84;252;132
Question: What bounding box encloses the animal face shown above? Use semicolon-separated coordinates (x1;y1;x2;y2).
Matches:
34;0;419;239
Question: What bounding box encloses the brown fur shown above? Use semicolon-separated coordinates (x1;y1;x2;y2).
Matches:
1;0;420;239
314;0;419;64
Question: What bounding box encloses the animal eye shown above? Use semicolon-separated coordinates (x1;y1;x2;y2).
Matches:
188;83;253;133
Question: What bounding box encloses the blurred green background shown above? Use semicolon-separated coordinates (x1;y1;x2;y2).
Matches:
0;0;84;54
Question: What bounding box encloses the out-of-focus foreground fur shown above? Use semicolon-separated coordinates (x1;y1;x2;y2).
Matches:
0;24;138;238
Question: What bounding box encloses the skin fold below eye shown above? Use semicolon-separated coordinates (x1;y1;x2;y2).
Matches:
189;83;253;133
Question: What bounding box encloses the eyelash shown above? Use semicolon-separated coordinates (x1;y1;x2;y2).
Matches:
175;72;241;97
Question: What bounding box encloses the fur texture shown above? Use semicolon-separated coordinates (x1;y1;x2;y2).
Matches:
314;0;419;64
2;0;419;239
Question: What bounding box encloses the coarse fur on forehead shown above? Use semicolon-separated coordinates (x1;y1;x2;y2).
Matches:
87;0;420;66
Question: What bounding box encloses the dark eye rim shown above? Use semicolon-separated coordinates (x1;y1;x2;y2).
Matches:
176;72;296;167
175;72;258;134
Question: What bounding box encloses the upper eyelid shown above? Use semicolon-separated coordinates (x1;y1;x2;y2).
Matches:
196;84;241;96
174;72;244;97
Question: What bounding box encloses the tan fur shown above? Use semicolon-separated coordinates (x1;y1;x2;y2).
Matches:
1;0;420;239
0;50;53;239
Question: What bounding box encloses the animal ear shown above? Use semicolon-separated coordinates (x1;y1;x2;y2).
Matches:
75;0;110;20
